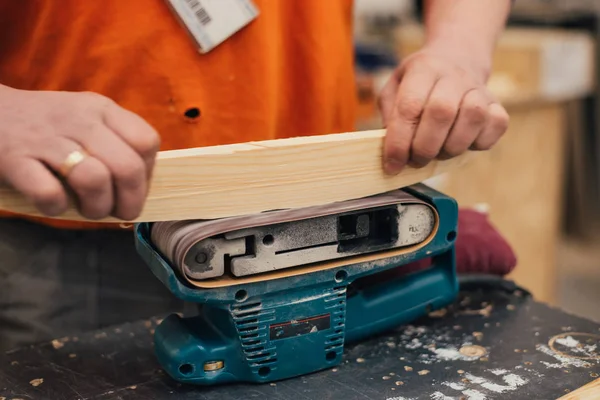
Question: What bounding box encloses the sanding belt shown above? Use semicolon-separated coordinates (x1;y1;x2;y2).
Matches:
151;189;516;286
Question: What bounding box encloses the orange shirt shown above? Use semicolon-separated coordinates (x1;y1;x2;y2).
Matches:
0;0;358;229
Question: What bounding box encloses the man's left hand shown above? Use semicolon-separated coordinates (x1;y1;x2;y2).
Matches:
378;46;509;175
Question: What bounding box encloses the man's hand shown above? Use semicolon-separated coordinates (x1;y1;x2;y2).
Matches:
0;86;160;220
378;47;509;175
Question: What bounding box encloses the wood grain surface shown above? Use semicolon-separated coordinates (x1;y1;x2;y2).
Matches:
0;129;473;222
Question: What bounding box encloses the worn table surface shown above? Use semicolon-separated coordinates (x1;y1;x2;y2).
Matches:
1;283;599;400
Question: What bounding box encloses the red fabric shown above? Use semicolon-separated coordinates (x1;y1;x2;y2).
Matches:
453;208;517;275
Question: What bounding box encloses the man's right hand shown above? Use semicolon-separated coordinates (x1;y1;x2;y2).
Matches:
0;86;161;220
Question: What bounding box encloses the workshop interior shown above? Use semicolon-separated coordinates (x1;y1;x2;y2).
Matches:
1;0;600;398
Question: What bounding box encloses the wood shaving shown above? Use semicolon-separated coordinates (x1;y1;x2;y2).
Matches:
51;340;64;349
29;378;43;387
458;304;493;318
404;366;413;372
428;308;448;318
418;370;430;375
395;381;404;386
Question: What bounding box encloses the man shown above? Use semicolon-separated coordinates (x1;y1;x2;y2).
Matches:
0;0;511;351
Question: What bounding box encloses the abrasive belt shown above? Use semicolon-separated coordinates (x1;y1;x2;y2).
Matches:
150;189;438;289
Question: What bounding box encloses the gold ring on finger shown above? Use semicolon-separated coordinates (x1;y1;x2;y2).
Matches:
59;149;88;177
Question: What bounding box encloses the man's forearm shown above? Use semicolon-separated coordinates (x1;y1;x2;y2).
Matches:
421;0;512;81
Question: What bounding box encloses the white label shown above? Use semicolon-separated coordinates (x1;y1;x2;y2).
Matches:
166;0;259;53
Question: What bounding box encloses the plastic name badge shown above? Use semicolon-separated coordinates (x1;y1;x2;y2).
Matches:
165;0;259;53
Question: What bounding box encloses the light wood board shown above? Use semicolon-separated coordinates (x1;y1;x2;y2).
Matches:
0;129;473;222
557;378;600;400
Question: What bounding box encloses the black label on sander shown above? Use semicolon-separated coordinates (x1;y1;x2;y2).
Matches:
269;314;331;341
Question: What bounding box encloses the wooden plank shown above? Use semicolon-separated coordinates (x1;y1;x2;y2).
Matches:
0;129;473;222
557;377;600;400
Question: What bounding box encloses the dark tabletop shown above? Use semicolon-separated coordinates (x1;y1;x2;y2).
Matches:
1;281;599;400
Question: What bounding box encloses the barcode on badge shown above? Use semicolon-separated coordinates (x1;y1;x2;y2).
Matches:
184;0;212;25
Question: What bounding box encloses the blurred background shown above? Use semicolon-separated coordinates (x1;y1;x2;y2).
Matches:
352;0;600;321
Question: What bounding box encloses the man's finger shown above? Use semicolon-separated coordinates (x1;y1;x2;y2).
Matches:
383;67;439;175
36;136;114;219
102;101;161;181
410;77;465;168
78;125;149;221
471;102;510;150
440;88;489;158
1;157;69;217
378;77;399;127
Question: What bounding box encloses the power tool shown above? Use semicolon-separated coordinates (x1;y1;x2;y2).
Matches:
134;183;459;385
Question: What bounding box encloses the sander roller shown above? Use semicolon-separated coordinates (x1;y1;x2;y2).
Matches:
135;183;459;385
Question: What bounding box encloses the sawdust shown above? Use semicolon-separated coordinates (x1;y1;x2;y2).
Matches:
382;376;391;380
331;368;338;372
128;385;137;390
418;370;430;375
51;340;64;349
459;345;487;358
69;353;77;358
429;309;448;318
395;381;404;386
10;361;18;366
94;332;107;339
592;372;599;378
473;332;483;341
458;305;493;318
404;366;413;372
29;378;43;387
506;305;516;311
356;358;365;363
457;370;465;374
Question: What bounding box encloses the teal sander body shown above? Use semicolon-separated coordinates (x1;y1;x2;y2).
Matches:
134;183;459;385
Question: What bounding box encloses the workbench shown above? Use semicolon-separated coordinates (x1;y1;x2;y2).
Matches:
1;281;599;400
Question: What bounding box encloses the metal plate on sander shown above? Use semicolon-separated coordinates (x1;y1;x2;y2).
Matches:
150;189;437;285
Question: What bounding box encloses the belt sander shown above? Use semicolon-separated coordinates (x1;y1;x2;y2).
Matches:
135;182;459;385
